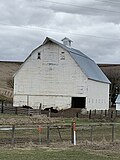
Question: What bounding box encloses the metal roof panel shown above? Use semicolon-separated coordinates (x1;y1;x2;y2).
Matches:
43;37;111;84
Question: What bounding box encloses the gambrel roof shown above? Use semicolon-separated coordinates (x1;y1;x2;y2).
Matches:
14;37;110;84
43;37;110;84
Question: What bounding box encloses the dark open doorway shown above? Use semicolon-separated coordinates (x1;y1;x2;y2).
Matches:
71;97;86;108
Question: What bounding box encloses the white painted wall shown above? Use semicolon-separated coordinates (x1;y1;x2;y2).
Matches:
87;80;109;110
14;42;87;109
13;41;109;110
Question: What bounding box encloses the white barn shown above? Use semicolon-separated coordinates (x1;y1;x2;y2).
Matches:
13;37;110;111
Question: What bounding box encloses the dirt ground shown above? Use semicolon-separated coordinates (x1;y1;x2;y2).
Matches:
0;114;61;125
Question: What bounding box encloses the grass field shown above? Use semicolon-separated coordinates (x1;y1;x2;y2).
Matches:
0;115;120;159
0;147;118;160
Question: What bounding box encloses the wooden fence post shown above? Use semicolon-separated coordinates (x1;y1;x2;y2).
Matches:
11;125;15;145
15;107;18;115
61;109;64;118
90;125;93;142
39;103;42;115
116;110;117;118
111;110;113;119
47;125;50;145
38;125;42;145
94;109;96;116
1;101;4;113
105;110;107;118
100;110;103;119
71;122;74;144
108;109;110;119
27;108;30;116
48;109;51;117
112;124;115;142
89;110;92;119
57;126;62;141
114;110;116;120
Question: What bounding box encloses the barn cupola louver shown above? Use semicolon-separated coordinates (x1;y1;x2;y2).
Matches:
61;37;73;48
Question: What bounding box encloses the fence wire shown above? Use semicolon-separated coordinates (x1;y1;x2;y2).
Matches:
0;123;120;146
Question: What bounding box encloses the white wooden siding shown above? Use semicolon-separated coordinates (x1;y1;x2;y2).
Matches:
87;80;109;110
13;41;109;110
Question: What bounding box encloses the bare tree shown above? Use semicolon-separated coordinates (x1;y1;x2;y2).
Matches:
99;65;120;107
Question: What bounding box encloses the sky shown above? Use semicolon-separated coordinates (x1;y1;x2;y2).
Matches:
0;0;120;63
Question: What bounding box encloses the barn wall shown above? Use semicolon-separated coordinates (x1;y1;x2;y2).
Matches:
13;95;71;110
13;42;87;108
13;41;109;110
87;79;109;110
116;104;120;110
13;95;28;106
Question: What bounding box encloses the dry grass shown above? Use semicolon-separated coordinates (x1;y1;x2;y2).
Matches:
0;61;21;101
0;61;21;90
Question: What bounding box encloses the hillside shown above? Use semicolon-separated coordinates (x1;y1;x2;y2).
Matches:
0;61;22;101
0;62;119;103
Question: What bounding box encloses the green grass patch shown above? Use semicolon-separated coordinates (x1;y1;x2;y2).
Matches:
0;148;116;160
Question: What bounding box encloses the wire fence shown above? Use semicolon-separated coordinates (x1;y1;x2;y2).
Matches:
0;105;119;121
0;123;120;146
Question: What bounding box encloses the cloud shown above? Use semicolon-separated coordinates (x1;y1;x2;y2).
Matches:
0;0;119;64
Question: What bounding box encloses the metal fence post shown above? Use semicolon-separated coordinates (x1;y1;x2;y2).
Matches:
71;120;76;145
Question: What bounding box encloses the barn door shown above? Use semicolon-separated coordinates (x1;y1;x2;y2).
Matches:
71;97;86;108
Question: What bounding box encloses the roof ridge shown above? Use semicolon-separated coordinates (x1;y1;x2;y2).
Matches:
44;37;91;59
42;37;110;84
13;37;110;84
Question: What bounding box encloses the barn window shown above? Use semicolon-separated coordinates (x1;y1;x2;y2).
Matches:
60;52;65;60
37;52;41;59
